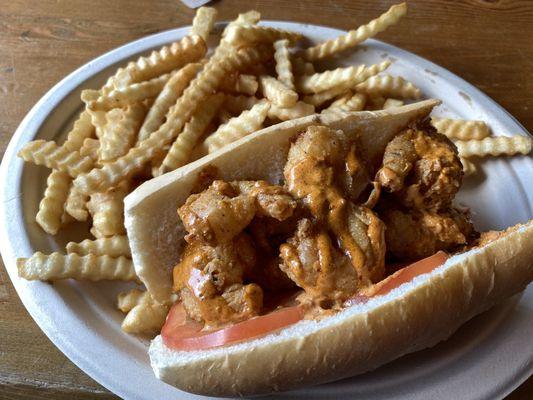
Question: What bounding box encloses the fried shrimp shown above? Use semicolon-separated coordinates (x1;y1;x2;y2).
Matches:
376;126;462;210
281;126;385;300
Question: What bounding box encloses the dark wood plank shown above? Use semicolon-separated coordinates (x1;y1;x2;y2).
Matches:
0;1;531;398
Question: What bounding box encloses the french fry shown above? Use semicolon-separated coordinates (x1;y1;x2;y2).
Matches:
191;7;217;41
223;25;303;47
365;96;386;110
85;72;173;111
73;46;270;195
114;34;206;85
356;74;421;99
461;158;477;176
326;92;366;112
88;182;129;238
274;39;295;90
431;118;490;140
67;235;131;258
61;110;95;152
205;100;270;153
259;75;298;108
160;94;224;174
297;60;391;94
99;103;146;162
79;138;100;161
217;108;234;125
268;101;315;121
138;62;202;142
35;170;71;235
455;136;532;158
18;140;93;178
219;73;258;95
120;290;169;334
327;92;353;109
117;288;146;312
383;98;404;109
65;186;89;221
292;57;315;75
302;3;407;61
17;252;137;282
302;85;350;107
223;95;260;114
229;10;261;27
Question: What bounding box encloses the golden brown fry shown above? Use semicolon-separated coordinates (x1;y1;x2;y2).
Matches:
205;100;270;153
120;289;169;334
18;140;93;178
302;3;407;61
431;118;490;140
117;288;146;312
67;235;131;258
79;138;100;161
99;103;146;162
274;39;295;90
138;63;202;142
17;252;137;282
61;110;95;152
455;136;532;158
356;74;421;99
35;170;71;235
73;46;270;195
191;7;217;41
324;92;366;113
219;74;258;95
223;25;303;47
160;94;224;174
86;72;173;111
297;60;391;93
114;35;206;85
88;182;129;238
259;75;298;107
268;101;315;121
292;57;315;75
64;186;89;221
302;85;349;107
461;158;477;176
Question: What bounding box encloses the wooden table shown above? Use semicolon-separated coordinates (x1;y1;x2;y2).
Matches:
0;0;531;398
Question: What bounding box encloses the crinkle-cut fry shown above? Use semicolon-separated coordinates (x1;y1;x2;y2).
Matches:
431;118;490;140
88;182;129;238
292;57;315;76
35;170;71;235
302;85;349;107
217;108;234;125
219;73;258;95
117;288;146;312
274;39;295;90
120;291;169;334
223;25;303;47
328;92;353;108
67;235;131;258
365;96;386;110
17;252;137;282
326;93;367;113
259;75;298;108
455;136;532;158
18;140;93;178
461;157;477;176
221;10;262;39
79;138;100;161
160;94;224;174
355;74;421;99
268;101;315;121
85;72;173;111
383;98;404;109
191;6;217;41
205;100;270;153
114;34;206;85
72;46;270;195
138;63;202;142
302;3;407;61
99;103;146;162
65;186;89;221
61;110;95;152
223;95;260;114
297;60;391;94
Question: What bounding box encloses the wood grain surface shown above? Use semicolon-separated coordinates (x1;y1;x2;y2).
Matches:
0;1;531;398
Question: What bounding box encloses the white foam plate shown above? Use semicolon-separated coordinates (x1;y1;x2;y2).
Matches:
1;21;532;400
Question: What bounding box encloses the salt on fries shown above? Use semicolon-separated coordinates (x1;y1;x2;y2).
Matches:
15;4;532;335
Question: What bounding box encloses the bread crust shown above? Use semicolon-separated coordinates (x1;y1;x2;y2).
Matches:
149;221;533;396
125;100;439;304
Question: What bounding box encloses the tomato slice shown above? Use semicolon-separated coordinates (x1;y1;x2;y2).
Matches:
162;302;304;351
162;252;448;351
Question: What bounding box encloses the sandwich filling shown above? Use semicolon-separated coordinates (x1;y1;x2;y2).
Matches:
166;122;477;348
